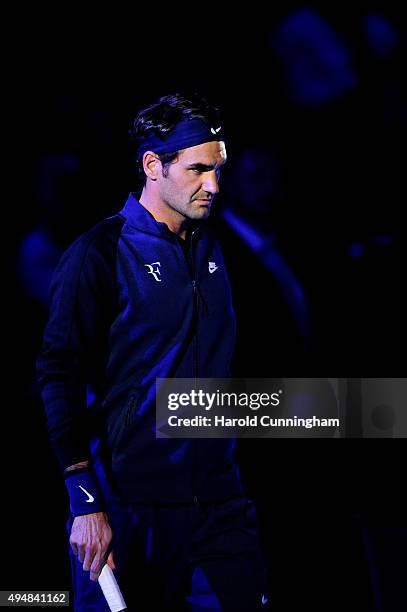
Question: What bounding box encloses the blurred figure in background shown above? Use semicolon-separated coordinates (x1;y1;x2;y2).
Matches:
267;5;406;374
217;146;312;377
272;7;358;108
17;153;83;307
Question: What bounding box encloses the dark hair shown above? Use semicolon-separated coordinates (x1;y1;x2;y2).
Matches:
129;92;222;181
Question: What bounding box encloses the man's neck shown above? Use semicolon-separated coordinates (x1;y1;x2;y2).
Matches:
139;190;189;239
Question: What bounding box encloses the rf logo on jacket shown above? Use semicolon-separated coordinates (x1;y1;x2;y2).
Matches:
144;261;162;282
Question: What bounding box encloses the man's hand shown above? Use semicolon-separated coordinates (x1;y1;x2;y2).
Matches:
69;512;115;581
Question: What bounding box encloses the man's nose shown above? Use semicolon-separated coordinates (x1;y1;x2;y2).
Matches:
202;171;219;195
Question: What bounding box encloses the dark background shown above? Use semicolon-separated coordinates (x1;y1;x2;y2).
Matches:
4;4;407;610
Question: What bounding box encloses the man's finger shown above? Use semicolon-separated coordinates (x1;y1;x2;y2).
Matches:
90;571;100;582
107;551;116;570
77;545;86;564
83;545;96;572
90;551;104;576
90;554;103;583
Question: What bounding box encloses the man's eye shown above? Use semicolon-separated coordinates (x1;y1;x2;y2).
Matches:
192;169;202;174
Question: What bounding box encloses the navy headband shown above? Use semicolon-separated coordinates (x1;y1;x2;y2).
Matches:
136;118;225;161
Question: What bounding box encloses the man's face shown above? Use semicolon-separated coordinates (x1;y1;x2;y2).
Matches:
156;140;227;220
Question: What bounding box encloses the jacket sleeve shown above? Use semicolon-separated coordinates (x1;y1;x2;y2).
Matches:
36;229;117;472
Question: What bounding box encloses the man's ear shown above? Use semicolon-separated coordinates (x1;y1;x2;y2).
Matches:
142;151;160;181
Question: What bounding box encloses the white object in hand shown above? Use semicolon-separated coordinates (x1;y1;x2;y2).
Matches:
98;564;127;611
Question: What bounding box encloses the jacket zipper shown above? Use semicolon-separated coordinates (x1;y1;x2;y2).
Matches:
189;229;199;382
189;229;199;506
174;228;201;504
125;394;137;427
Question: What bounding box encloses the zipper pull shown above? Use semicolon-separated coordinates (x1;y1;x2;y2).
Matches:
125;395;136;427
192;280;209;315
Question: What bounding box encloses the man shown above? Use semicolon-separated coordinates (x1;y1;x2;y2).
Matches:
37;93;269;610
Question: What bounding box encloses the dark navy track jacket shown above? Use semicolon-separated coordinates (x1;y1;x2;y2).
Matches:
37;194;243;503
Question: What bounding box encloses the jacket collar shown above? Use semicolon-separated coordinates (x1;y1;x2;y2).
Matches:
120;193;172;237
120;193;202;239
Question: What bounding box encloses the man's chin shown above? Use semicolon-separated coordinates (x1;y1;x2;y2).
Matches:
189;207;211;220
